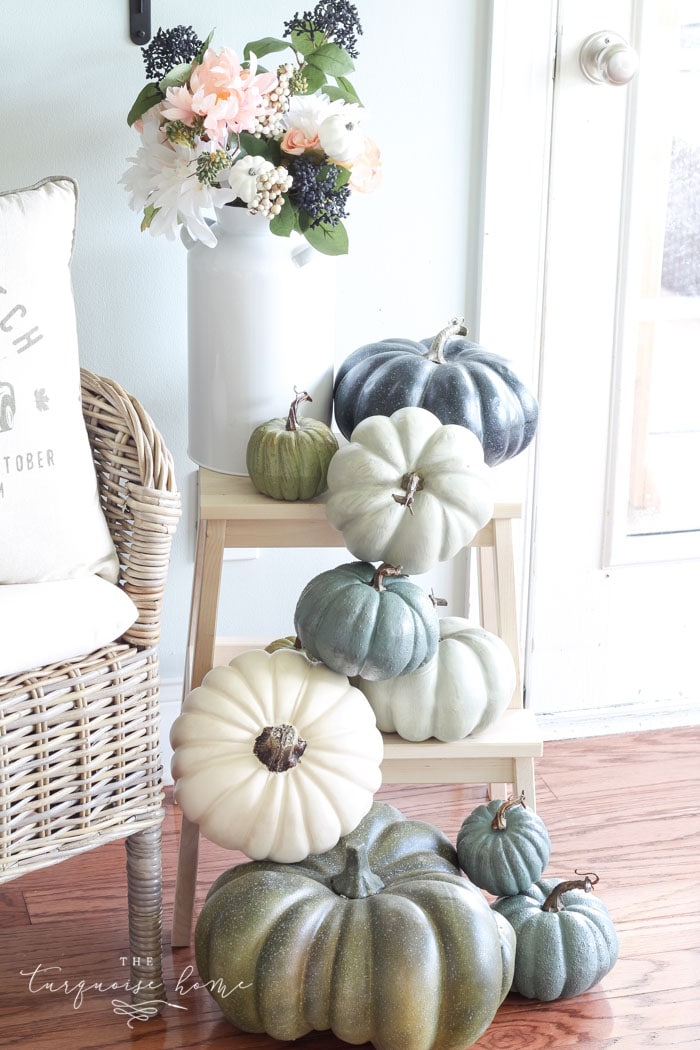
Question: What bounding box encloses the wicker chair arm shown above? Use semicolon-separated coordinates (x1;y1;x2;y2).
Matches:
80;369;181;646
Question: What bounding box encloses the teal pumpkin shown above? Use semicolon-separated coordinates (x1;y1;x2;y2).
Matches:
195;802;516;1050
294;561;439;680
492;873;619;1000
457;794;551;896
246;389;338;501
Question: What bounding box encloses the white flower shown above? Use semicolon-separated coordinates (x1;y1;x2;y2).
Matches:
318;105;368;164
227;156;274;205
281;91;339;138
120;113;236;246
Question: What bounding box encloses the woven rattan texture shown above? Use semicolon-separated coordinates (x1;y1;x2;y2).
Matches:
0;370;180;881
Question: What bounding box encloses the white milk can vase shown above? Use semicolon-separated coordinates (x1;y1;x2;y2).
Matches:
184;205;336;475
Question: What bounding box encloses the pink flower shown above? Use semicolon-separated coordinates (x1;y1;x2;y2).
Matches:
280;127;321;155
348;136;382;193
163;47;278;147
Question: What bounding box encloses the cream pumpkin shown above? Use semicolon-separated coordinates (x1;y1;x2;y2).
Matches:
170;648;383;862
325;407;494;574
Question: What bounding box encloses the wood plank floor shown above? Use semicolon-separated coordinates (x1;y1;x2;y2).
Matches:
1;726;698;1049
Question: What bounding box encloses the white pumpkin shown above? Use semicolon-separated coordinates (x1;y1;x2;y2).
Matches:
325;407;494;574
170;649;383;862
353;617;516;742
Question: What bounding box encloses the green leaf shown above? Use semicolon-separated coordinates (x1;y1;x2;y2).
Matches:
324;82;362;106
237;133;282;165
269;198;297;238
140;205;159;232
159;62;192;90
194;29;215;65
291;27;324;56
299;64;327;94
306;42;355;77
243;36;290;61
127;82;164;127
302;220;349;256
334;75;362;105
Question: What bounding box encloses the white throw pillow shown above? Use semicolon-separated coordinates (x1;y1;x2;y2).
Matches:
0;176;118;583
0;575;138;677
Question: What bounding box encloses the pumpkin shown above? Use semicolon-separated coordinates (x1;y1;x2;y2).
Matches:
169;648;383;862
195;801;516;1050
325;406;494;575
353;615;516;742
492;872;619;1000
246;389;338;501
294;560;439;680
333;317;539;466
457;793;551;896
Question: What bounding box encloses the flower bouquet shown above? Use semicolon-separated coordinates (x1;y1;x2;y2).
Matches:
122;1;380;255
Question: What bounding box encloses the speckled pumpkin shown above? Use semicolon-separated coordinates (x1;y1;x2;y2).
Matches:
294;560;439;680
333;318;539;466
457;794;551;896
195;802;516;1050
492;873;619;1000
246;389;338;501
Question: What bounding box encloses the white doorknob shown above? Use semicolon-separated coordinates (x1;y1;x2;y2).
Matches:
579;31;639;86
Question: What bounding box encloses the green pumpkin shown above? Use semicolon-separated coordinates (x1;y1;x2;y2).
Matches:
294;561;439;680
457;793;551;896
246;389;338;501
492;873;619;1000
195;802;516;1050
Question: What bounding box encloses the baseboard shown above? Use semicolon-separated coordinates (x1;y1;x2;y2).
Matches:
159;676;699;785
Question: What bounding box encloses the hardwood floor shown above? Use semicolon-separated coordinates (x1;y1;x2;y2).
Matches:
1;726;698;1049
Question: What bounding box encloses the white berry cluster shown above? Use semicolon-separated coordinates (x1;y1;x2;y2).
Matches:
248;162;294;218
251;64;295;139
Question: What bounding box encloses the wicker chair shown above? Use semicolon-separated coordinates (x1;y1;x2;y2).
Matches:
0;369;180;1007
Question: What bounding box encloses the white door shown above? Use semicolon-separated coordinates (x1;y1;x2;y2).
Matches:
480;0;700;725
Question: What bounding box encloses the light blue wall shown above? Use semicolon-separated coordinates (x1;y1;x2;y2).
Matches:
2;1;491;679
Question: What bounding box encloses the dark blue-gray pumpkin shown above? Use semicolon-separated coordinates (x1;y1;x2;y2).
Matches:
333;318;539;466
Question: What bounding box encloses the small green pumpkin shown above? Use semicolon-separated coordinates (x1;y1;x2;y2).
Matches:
457;793;551;896
492;872;619;1000
195;801;516;1050
294;560;439;680
246;389;338;501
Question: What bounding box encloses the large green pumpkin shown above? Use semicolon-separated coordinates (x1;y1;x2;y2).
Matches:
246;389;338;501
333;318;539;466
457;794;551;896
294;561;439;680
195;802;516;1050
492;873;619;1000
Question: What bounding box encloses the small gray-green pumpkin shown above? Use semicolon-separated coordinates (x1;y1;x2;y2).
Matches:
294;561;439;680
492;873;619;1000
246;389;338;501
456;793;551;896
195;801;516;1050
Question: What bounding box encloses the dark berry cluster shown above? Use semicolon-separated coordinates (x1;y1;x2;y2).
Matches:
142;25;203;81
288;156;350;228
284;1;363;59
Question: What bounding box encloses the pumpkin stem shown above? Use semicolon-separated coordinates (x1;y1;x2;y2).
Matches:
541;871;600;912
331;843;386;899
392;471;424;514
429;590;448;608
254;723;307;772
490;790;527;830
426;316;469;364
369;563;406;591
286;388;312;431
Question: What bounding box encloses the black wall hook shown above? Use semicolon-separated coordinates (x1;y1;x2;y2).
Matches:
130;0;151;45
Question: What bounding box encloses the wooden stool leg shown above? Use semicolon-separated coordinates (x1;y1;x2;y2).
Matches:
514;756;537;811
172;815;201;947
126;825;165;1009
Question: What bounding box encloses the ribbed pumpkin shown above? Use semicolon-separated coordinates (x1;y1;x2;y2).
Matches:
333;318;539;466
195;802;516;1050
170;648;383;862
325;406;494;575
457;794;551;896
246;389;338;500
353;616;516;742
294;560;439;680
492;873;619;1000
